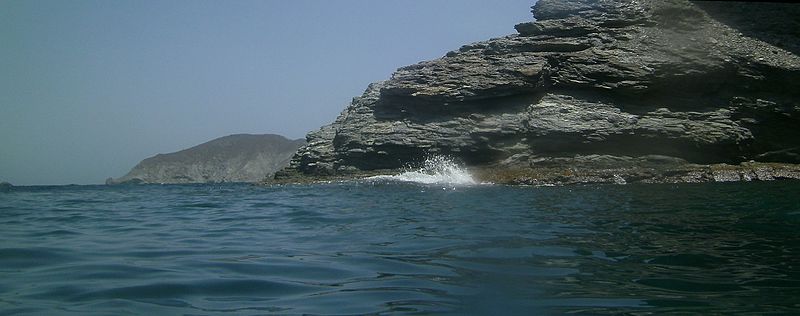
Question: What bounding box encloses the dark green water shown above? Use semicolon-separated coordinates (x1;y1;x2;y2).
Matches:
0;181;798;315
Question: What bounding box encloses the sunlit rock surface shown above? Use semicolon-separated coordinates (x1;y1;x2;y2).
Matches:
275;0;800;184
110;134;305;184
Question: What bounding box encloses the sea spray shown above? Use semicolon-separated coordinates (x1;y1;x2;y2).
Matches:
366;156;477;185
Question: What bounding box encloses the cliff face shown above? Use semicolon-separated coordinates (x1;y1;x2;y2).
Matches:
110;134;305;184
277;0;800;184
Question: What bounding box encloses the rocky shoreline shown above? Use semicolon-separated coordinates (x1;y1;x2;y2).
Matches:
269;160;800;186
474;161;800;186
270;0;800;186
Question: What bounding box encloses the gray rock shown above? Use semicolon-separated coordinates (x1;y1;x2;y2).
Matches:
110;134;305;184
276;0;800;184
0;182;12;192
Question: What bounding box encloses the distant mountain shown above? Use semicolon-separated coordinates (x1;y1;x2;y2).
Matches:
108;134;305;184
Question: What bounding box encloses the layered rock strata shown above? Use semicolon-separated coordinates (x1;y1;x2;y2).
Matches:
109;134;305;184
275;0;800;184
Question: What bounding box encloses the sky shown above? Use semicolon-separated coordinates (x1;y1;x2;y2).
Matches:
0;0;536;185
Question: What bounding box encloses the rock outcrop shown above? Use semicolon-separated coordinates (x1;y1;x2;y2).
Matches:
109;134;305;184
275;0;800;184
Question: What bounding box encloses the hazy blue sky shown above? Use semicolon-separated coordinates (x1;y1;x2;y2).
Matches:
1;0;536;185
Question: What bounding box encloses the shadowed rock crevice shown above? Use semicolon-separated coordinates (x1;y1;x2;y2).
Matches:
273;0;800;184
693;1;800;56
374;93;542;121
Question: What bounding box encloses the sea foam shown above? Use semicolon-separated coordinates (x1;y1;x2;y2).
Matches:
366;156;477;186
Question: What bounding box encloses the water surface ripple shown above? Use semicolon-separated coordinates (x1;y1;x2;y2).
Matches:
1;181;799;315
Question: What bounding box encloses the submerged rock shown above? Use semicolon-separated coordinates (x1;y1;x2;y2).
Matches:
274;0;800;185
110;134;305;184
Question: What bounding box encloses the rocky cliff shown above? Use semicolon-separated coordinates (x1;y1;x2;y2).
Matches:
275;0;800;185
109;134;305;184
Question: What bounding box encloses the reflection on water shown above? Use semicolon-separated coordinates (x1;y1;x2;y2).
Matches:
0;181;798;315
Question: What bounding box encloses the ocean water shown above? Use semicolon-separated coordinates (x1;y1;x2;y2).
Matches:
1;177;799;315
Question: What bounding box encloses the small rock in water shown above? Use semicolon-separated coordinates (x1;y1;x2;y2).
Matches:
0;182;13;192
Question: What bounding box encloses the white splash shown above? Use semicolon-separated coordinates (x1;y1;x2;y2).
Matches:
367;156;477;186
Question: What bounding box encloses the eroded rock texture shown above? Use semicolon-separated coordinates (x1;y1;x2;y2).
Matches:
277;0;800;184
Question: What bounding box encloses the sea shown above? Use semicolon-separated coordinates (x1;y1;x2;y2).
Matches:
1;162;799;315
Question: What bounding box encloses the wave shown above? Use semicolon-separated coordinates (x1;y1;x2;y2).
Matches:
366;156;477;186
